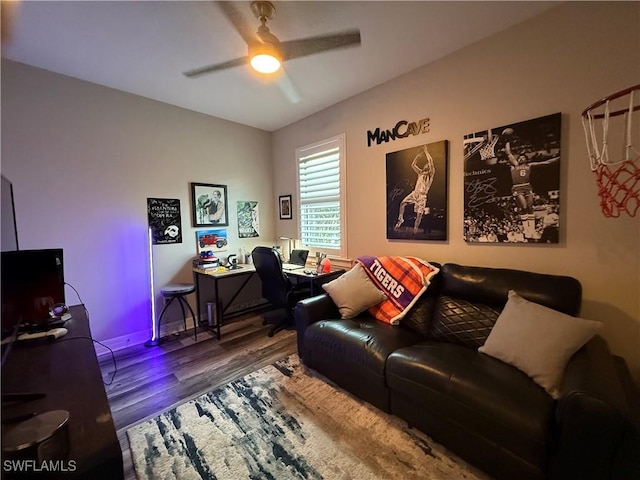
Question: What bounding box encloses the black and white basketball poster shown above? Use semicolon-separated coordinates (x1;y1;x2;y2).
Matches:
147;198;182;244
463;113;561;243
386;140;448;241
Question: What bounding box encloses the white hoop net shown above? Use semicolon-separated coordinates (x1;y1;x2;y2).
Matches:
582;87;640;218
479;135;499;161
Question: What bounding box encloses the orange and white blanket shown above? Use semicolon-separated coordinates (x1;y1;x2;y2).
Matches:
355;256;439;325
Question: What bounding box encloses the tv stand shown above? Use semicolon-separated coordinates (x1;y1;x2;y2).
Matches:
1;392;46;403
1;305;123;478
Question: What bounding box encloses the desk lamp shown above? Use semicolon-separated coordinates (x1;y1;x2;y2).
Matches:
145;226;159;347
279;236;293;262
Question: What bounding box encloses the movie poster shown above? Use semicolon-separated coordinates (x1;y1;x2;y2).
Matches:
386;140;449;241
237;201;260;238
463;113;561;243
147;198;182;244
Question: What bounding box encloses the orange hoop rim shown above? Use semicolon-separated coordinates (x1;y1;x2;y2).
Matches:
582;84;640;119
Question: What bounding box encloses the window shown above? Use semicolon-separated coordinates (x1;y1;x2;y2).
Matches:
296;134;346;258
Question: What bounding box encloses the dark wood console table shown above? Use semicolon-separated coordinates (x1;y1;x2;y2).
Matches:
1;305;123;479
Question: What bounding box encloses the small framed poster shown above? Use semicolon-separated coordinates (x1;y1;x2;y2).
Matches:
196;229;228;253
279;195;292;220
237;201;260;238
191;183;228;227
147;198;182;244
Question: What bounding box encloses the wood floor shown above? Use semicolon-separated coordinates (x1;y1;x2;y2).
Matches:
98;309;297;480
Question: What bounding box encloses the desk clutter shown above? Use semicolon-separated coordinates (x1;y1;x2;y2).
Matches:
193;250;220;269
193;249;253;271
194;245;336;274
191;247;347;340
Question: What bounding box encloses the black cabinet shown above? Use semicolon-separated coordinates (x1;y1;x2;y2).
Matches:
1;305;123;479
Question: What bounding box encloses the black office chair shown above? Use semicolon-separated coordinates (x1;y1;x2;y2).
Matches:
251;246;310;337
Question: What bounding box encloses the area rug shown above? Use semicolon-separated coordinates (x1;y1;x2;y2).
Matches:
127;355;488;480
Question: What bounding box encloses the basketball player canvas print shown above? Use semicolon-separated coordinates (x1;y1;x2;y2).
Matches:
463;112;561;243
386;140;448;241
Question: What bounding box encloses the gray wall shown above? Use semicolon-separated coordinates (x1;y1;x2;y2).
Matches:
2;60;274;347
273;2;640;382
2;2;638;382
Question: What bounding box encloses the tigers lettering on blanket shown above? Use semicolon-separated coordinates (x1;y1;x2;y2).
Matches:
356;256;439;325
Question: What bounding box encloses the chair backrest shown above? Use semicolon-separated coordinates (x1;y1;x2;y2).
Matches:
251;246;289;308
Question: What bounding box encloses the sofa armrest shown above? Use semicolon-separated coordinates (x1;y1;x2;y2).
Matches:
550;335;631;479
293;293;340;363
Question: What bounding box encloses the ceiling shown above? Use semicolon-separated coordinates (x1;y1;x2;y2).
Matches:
2;1;560;132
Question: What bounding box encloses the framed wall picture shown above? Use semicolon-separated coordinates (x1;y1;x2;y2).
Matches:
147;197;182;244
191;183;229;227
196;228;228;253
386;140;449;241
237;201;260;238
463;112;561;243
279;195;292;220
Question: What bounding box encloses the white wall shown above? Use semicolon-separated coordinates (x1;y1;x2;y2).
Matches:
1;60;275;345
273;2;640;382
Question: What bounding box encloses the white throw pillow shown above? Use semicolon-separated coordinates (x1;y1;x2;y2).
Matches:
478;290;602;399
322;263;387;319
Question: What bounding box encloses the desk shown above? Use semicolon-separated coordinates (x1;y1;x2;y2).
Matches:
285;269;346;296
193;265;269;340
1;306;123;479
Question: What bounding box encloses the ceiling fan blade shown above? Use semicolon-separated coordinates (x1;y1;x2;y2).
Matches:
280;30;361;61
216;1;259;47
183;56;248;78
277;68;301;104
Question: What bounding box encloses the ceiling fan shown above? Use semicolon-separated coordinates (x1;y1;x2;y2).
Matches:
183;1;361;99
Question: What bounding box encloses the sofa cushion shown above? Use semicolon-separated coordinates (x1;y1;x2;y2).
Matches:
304;318;423;377
304;317;424;411
400;289;437;337
479;290;602;399
321;263;387;319
429;295;501;348
440;263;582;316
387;342;555;468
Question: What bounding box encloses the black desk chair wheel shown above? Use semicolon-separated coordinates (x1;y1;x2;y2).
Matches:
252;246;310;337
157;283;198;341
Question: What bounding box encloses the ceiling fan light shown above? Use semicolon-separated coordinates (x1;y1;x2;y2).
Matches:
249;43;281;74
250;53;281;74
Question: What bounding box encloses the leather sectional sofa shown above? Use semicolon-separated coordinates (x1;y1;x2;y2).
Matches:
294;263;639;480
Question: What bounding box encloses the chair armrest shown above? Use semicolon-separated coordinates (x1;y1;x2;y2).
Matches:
293;294;340;363
549;335;632;479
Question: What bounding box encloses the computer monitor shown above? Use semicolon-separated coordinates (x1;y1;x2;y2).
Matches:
289;249;309;266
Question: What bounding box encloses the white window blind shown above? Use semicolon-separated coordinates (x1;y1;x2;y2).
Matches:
296;135;345;256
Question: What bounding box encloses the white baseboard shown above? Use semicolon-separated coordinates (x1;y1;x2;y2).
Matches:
94;317;191;358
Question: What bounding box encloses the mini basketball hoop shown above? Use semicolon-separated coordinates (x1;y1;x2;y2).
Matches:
582;84;640;218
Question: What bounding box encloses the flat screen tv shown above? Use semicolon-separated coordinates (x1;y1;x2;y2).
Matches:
1;248;65;336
